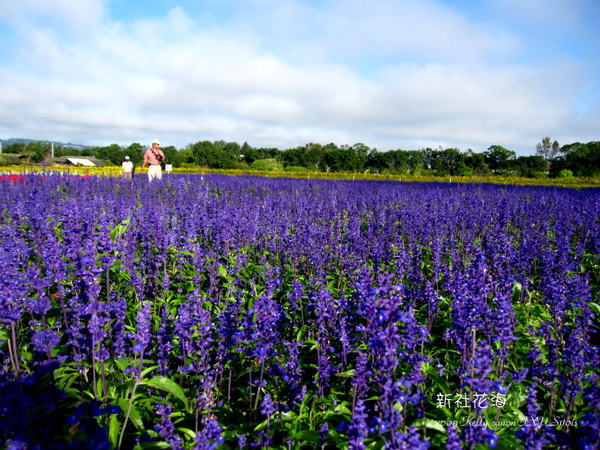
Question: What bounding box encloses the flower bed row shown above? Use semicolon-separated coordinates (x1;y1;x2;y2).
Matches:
0;173;599;449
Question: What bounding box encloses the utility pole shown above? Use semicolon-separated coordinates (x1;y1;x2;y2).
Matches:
51;142;54;158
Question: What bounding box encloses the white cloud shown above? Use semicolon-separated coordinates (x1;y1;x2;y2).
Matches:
314;0;518;63
0;0;108;37
0;0;597;154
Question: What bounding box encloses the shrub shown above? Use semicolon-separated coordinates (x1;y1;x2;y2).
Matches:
250;158;283;171
531;171;548;179
284;166;310;172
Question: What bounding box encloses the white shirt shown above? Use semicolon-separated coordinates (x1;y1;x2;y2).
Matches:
122;160;134;172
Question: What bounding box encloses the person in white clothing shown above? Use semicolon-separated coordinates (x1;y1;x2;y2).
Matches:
122;156;134;179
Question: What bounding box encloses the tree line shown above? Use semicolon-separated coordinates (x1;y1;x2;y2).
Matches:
2;138;599;178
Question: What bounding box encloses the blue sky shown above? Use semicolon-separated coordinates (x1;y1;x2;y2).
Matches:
1;0;598;155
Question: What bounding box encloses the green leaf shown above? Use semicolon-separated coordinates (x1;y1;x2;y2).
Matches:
293;429;320;443
133;442;172;449
333;404;352;416
335;369;355;379
108;411;120;448
304;339;318;352
115;357;134;372
177;427;197;440
412;418;446;433
512;281;523;302
141;364;160;378
117;398;145;432
422;362;452;395
110;217;131;241
588;302;600;316
143;376;190;410
254;418;270;432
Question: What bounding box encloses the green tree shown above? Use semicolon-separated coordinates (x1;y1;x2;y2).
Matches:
240;142;256;164
429;148;465;176
53;145;79;158
192;140;234;169
161;145;178;166
4;143;27;154
281;148;307;168
464;151;489;175
172;147;195;167
95;144;123;165
124;143;144;165
367;149;396;173
304;144;326;171
324;149;354;172
484;145;516;172
406;150;427;175
552;141;600;177
350;143;369;171
512;155;549;177
222;141;241;158
14;141;52;163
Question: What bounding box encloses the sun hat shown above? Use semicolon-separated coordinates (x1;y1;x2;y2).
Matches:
125;156;130;160
152;139;161;145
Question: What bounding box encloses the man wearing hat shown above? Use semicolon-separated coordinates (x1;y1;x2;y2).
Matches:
122;155;134;179
142;139;166;181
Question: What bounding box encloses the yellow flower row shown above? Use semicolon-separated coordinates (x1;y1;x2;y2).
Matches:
5;165;600;188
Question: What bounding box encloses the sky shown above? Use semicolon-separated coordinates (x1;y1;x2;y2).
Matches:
1;0;599;155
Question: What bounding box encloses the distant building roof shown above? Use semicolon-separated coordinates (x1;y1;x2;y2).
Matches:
45;156;109;167
66;157;96;166
0;154;30;165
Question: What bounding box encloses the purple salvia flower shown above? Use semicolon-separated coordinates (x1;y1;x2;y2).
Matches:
193;417;224;450
282;340;304;406
464;420;499;448
173;301;196;373
392;425;430;449
86;301;110;362
154;403;183;450
351;351;370;410
348;399;369;450
319;422;330;445
516;383;547;450
261;393;276;431
156;309;174;376
107;295;128;358
577;382;600;450
130;301;153;380
31;328;60;356
445;423;462;450
310;285;337;396
131;301;152;353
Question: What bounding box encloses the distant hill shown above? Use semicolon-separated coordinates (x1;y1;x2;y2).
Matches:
0;138;90;151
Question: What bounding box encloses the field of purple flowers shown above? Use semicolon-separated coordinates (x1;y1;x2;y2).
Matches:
1;173;599;449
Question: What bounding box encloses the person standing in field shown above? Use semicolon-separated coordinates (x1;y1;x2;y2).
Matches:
142;139;165;181
122;156;134;179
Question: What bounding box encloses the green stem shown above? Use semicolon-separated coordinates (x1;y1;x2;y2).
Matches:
9;322;21;379
253;360;265;411
118;352;144;449
118;379;140;450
